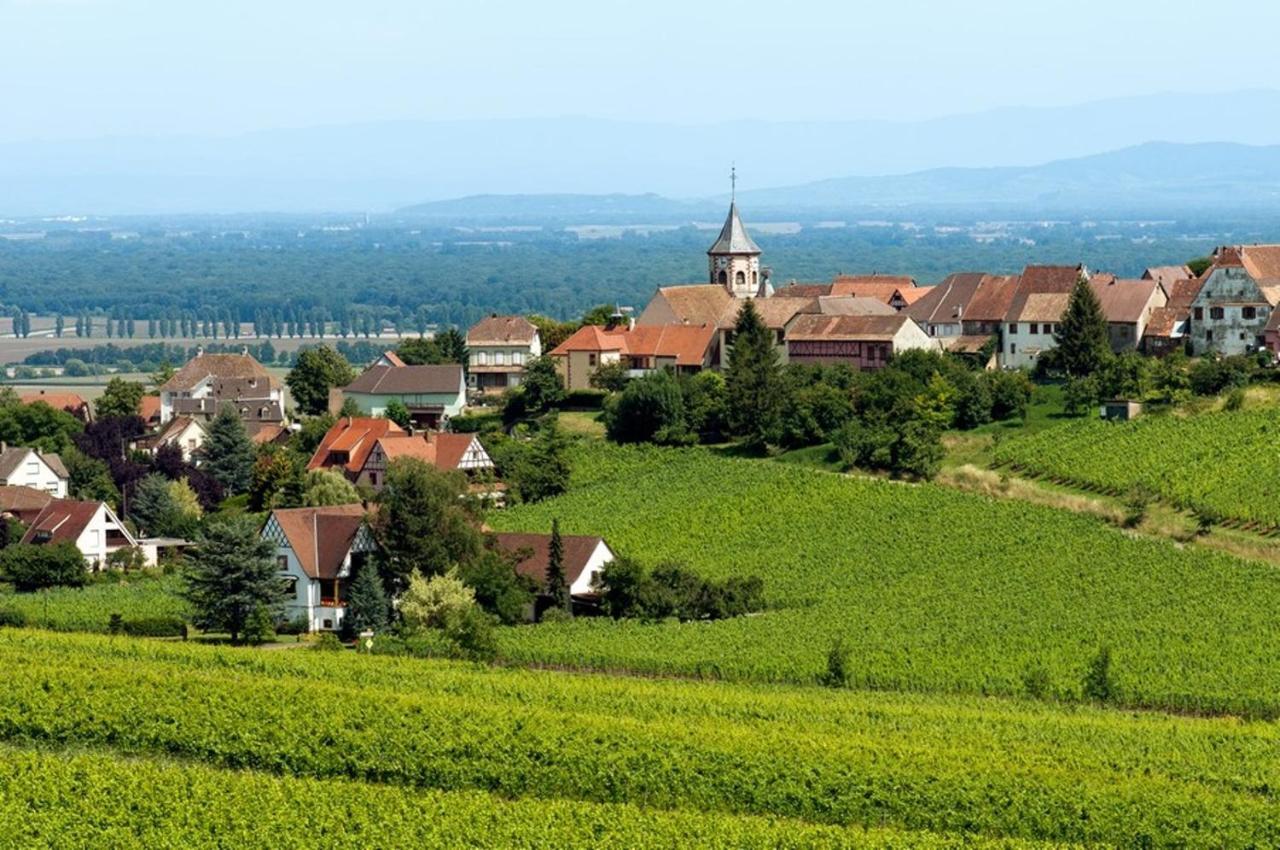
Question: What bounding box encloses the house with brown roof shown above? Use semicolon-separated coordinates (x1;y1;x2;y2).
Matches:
306;417;404;478
905;273;985;340
22;498;145;569
466;316;542;394
261;505;375;632
490;531;616;613
1187;245;1280;356
776;274;919;310
136;416;206;463
1142;265;1194;290
1142;277;1203;356
159;349;286;435
1089;277;1168;352
337;364;466;428
0;445;68;497
1000;265;1088;369
355;432;495;492
19;390;92;424
0;485;54;525
549;323;718;390
784;313;936;370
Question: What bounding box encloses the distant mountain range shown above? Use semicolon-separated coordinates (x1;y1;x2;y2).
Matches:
4;90;1280;215
400;142;1280;220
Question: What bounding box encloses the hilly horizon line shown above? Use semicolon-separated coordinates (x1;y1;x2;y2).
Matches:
6;90;1280;216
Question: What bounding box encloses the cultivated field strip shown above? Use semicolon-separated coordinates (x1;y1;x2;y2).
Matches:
0;632;1278;847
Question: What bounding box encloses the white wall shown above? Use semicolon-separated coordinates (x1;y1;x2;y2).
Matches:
570;541;616;596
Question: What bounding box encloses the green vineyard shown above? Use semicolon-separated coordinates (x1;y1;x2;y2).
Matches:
992;407;1280;527
490;443;1280;716
0;631;1277;847
0;572;187;633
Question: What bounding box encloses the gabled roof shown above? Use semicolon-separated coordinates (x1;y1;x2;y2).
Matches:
1164;278;1203;314
1089;277;1161;324
160;353;278;393
706;203;761;256
962;274;1019;322
1014;292;1072;323
830;274;917;302
307;417;404;473
1143;306;1185;340
266;505;367;580
490;532;609;592
138;395;162;423
155;415;204;445
720;297;816;330
1142;265;1194;288
343;364;464;396
1006;265;1084;321
810;296;896;317
22;499;130;547
0;446;64;480
651;284;735;326
0;485;53;522
379;350;406;367
371;432;486;472
550;323;717;366
785;313;911;342
19;391;89;415
905;273;987;325
1240;245;1280;283
250;423;288;445
467;315;539;345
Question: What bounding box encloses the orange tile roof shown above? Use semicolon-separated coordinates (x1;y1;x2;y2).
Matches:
372;432;481;472
1240;245;1280;282
785;313;910;342
307;417;404;473
958;274;1019;322
551;323;716;367
138;395;162;423
467;315;539;345
1089;277;1161;324
20;391;89;416
651;285;734;326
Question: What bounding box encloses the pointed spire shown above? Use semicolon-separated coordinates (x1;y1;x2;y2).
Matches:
707;201;761;256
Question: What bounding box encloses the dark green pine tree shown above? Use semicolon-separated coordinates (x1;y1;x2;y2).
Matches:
203;403;256;495
545;518;570;614
724;299;784;450
1053;276;1112;377
182;516;283;645
345;560;389;632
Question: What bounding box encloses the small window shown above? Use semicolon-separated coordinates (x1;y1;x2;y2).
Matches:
323;619;333;629
1009;323;1018;334
1194;307;1204;320
1210;307;1225;320
282;576;297;595
1010;343;1017;355
588;353;597;367
369;472;378;487
277;555;288;570
1029;323;1038;335
1243;306;1257;320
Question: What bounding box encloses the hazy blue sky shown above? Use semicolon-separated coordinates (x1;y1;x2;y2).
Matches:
2;0;1278;142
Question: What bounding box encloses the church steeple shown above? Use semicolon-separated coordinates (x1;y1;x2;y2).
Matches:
708;167;763;298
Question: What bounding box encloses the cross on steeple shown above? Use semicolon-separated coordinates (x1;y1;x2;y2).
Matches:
730;164;737;202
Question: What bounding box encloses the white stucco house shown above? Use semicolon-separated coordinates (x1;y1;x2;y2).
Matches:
0;445;68;497
21;498;151;569
261;505;375;632
466;316;543;394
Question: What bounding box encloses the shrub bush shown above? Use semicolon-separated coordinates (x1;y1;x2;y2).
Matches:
558;389;608;411
0;543;87;592
0;609;28;628
120;616;188;638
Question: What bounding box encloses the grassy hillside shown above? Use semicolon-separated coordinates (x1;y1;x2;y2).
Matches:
2;630;1277;847
993;406;1280;527
490;443;1280;716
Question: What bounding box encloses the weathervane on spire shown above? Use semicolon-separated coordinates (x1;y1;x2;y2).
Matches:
730;163;737;203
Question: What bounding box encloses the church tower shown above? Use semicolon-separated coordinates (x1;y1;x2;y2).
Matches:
707;168;762;298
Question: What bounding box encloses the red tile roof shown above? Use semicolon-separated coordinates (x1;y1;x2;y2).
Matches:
380;350;407;367
962;274;1019;322
21;499;106;546
307;417;405;473
138;395;162;424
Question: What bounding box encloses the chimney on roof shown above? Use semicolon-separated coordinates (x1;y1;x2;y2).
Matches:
195;345;204;357
241;345;249;356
